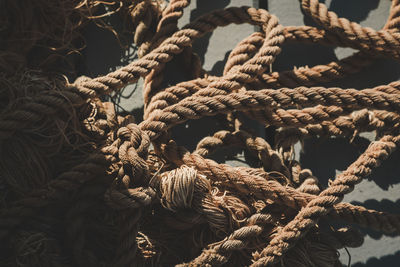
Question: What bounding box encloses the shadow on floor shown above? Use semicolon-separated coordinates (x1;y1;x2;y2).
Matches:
352;251;400;267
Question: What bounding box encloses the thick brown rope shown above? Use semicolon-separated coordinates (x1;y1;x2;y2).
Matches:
2;1;400;266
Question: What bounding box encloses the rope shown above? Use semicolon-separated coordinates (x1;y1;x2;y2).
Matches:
1;0;400;266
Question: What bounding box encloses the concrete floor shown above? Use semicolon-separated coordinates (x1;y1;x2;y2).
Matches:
82;1;400;265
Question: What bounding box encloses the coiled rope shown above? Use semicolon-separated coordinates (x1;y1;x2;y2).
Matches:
1;0;400;266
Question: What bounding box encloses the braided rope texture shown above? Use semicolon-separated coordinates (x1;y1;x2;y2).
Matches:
1;0;400;266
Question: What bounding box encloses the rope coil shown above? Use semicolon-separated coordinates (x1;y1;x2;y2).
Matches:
1;0;400;266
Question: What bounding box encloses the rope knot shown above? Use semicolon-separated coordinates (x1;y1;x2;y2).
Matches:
117;123;150;157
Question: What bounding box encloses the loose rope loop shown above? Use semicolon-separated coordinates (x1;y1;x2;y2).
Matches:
2;1;400;267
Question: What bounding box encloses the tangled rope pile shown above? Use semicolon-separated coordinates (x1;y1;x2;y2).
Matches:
1;0;400;266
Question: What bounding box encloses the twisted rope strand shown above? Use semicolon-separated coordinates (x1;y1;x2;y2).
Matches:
251;135;400;266
3;1;400;266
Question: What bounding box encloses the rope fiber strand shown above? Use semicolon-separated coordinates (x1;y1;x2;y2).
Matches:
1;0;400;266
